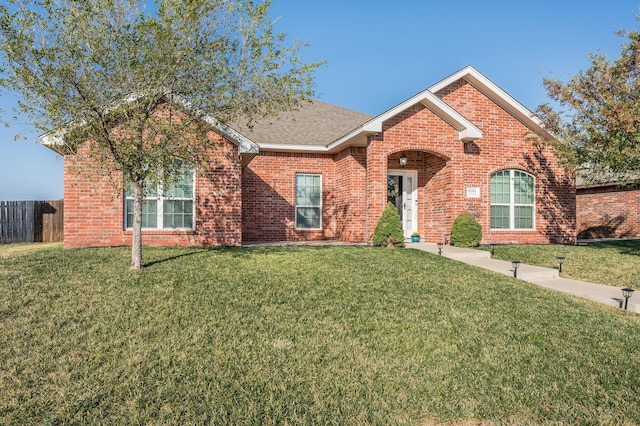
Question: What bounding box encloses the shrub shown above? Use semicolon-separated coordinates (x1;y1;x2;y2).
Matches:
373;202;405;247
450;211;482;247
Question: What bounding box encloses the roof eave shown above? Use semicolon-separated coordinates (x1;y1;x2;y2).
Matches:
327;90;483;153
38;93;261;156
40;130;68;155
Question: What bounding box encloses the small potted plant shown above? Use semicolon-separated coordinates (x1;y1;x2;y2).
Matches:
411;231;420;242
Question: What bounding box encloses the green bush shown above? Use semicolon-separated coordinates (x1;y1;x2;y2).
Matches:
450;211;482;247
373;202;405;247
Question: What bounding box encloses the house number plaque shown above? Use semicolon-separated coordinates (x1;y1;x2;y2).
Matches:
466;186;480;198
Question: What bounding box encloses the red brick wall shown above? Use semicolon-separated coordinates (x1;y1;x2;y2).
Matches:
63;131;242;248
334;147;368;242
63;78;576;247
361;79;575;245
241;78;575;246
242;151;338;242
438;80;575;244
576;185;640;238
368;105;460;242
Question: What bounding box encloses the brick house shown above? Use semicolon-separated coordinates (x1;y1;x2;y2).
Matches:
576;177;640;239
43;66;576;248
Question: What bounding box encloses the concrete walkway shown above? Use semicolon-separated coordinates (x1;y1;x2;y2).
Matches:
406;242;639;313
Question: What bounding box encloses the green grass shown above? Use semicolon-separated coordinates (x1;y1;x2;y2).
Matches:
488;239;640;287
1;245;640;424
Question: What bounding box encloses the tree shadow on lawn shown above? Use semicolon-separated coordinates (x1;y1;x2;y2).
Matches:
143;245;342;266
143;249;209;267
580;239;640;256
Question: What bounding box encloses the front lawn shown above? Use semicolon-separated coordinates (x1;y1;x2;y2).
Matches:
1;245;639;424
489;239;640;287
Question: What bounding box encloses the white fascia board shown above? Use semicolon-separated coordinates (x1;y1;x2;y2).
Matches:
325;90;483;153
419;93;483;141
257;142;330;153
429;65;553;140
39;91;260;156
168;93;259;154
40;129;65;147
201;115;259;154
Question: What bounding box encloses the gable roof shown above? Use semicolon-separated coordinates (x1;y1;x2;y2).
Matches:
429;65;553;140
232;100;373;150
41;92;260;158
42;66;549;159
250;66;547;154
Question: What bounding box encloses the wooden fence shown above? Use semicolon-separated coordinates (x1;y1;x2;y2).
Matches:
0;200;64;243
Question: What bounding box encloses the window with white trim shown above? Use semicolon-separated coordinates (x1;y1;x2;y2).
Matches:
125;162;195;230
490;170;535;230
295;174;322;229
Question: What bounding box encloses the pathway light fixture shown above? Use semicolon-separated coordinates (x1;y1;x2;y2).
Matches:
557;256;565;273
622;287;635;310
512;260;521;278
437;242;443;255
490;244;496;256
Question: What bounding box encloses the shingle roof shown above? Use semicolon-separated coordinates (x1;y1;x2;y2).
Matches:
233;100;373;147
576;169;640;187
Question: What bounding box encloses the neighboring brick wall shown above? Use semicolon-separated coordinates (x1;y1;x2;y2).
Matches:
242;151;337;242
576;185;640;238
63;130;242;248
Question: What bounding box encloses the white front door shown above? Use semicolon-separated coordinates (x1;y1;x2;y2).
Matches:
387;170;418;238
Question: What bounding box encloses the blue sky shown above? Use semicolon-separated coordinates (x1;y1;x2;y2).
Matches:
0;0;638;200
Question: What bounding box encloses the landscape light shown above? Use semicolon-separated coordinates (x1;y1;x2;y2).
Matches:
622;287;635;310
557;256;565;273
512;260;521;278
437;242;443;255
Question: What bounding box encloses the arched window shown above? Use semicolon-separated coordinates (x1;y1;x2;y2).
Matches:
490;170;535;230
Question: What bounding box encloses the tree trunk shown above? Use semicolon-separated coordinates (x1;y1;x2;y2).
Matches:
131;180;144;269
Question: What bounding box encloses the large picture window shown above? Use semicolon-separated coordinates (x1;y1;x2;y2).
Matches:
125;162;195;230
296;174;322;230
490;170;534;230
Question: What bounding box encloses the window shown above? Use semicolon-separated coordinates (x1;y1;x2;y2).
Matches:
490;170;534;230
296;174;321;229
125;162;195;230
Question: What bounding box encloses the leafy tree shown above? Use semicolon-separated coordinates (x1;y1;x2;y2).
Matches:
0;0;320;268
372;202;405;248
537;25;640;186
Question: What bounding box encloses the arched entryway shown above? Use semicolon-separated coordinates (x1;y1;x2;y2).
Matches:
386;150;450;241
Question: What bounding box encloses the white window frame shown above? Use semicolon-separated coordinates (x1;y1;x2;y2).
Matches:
490;169;535;230
295;173;322;230
124;165;196;230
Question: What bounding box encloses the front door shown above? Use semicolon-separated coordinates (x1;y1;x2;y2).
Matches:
387;170;418;238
